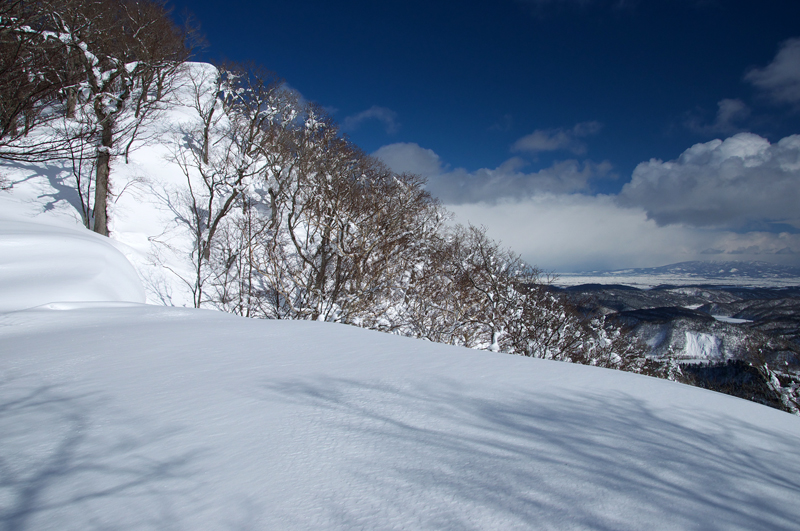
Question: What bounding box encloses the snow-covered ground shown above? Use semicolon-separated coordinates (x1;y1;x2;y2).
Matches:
0;201;144;312
3;183;800;531
3;304;800;530
682;331;721;359
2;63;800;529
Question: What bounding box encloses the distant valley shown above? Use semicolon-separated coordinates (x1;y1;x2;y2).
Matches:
551;261;800;410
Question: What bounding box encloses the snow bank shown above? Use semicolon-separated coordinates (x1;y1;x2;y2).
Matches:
1;305;799;530
0;199;145;312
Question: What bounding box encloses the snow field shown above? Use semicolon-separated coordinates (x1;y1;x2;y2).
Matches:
2;305;800;530
683;331;721;359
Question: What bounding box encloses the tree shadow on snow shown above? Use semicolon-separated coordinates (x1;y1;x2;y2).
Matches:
260;376;800;531
0;378;204;531
5;161;86;218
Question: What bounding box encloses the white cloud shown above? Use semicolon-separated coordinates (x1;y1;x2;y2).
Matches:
511;121;602;155
372;143;444;178
374;142;611;204
428;158;611;204
745;38;800;108
715;99;750;127
449;195;800;272
618;132;800;229
685;98;750;135
377;136;800;271
343;106;399;134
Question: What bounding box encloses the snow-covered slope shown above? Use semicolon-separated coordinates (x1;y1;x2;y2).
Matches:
0;62;220;308
0;196;145;312
1;62;800;530
2;304;800;530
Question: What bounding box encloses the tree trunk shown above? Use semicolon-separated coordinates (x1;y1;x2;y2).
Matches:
66;88;77;119
202;103;214;164
92;122;113;236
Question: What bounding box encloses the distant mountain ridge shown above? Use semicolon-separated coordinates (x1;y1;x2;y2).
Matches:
594;261;800;280
557;261;800;287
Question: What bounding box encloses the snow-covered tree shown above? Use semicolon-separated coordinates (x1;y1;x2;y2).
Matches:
168;63;293;308
161;63;662;381
39;0;190;234
252;120;440;323
167;64;444;321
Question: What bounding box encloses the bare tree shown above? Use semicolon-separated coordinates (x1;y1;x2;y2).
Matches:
40;0;190;234
167;63;292;308
246;104;443;324
0;0;68;159
395;225;535;350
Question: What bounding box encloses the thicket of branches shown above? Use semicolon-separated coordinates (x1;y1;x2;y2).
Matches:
0;0;191;232
161;62;669;378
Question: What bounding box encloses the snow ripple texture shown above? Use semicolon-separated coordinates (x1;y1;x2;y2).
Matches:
1;306;799;530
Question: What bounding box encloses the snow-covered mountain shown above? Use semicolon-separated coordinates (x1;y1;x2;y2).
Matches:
616;260;800;279
558;260;800;287
2;63;800;529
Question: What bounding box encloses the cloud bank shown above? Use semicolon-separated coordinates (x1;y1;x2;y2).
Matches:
374;132;800;271
374;142;611;204
448;194;800;272
619;133;800;229
429;159;612;204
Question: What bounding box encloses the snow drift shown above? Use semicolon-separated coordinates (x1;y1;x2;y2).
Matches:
0;203;145;312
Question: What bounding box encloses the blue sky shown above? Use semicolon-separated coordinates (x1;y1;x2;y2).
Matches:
172;0;800;271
